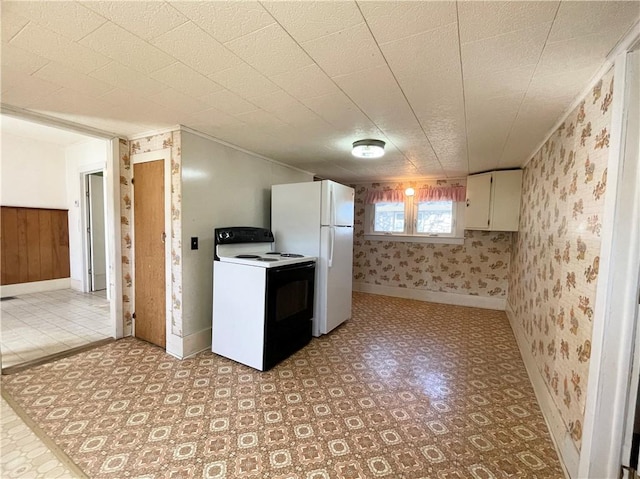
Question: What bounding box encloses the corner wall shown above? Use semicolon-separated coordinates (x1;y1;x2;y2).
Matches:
507;67;615;473
353;180;512;308
120;129;312;355
180;131;312;343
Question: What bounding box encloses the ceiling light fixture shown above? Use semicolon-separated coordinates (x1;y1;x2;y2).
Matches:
352;139;385;158
405;187;415;197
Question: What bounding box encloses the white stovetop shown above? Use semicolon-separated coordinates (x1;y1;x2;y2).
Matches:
217;252;316;268
216;242;315;268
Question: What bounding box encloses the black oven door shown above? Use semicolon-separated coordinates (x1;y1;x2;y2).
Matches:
263;261;315;370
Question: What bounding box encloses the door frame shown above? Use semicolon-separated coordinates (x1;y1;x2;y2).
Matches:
130;149;172;348
579;40;640;478
80;167;108;296
0;108;124;341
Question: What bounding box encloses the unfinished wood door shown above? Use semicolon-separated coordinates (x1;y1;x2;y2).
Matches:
133;160;166;348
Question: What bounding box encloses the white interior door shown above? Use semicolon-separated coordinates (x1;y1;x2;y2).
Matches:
89;173;107;291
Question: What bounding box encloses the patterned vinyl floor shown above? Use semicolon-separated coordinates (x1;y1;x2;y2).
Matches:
1;293;564;478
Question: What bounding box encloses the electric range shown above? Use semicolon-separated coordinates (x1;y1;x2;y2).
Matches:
212;226;316;371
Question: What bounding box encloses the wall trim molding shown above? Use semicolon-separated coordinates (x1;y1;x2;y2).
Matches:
353;282;506;310
522;20;640;171
178;125;314;177
166;330;183;359
127;125;316;178
348;175;469;185
127;126;180;141
183;328;212;359
521;64;613;170
0;104;118;139
0;278;71;298
166;328;211;360
69;279;82;291
505;301;575;479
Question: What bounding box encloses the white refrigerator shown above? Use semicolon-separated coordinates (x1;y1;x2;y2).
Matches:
271;180;354;337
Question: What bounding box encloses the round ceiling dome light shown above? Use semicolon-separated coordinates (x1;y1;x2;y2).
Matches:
352;139;385;158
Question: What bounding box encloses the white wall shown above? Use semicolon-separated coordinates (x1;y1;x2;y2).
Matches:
1;133;67;208
65;139;109;289
180;131;313;337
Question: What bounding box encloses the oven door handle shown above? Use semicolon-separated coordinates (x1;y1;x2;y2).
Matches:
328;226;335;268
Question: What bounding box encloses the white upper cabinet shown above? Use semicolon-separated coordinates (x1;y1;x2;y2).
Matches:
465;170;523;232
465;173;492;230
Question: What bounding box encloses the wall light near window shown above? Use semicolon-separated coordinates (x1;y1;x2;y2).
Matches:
352;139;385;158
405;187;415;196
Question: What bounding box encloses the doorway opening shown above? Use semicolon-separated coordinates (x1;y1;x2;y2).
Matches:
84;171;108;296
0;114;118;371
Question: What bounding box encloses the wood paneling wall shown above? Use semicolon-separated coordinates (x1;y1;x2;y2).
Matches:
1;206;70;285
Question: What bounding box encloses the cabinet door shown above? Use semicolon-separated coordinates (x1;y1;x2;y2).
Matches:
490;170;523;231
465;173;492;229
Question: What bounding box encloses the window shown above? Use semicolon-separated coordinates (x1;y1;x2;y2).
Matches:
373;202;405;233
365;186;465;243
416;201;453;234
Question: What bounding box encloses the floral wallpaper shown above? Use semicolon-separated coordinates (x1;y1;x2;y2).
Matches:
169;133;183;337
353;180;512;298
508;68;614;450
122;131;183;339
118;138;132;336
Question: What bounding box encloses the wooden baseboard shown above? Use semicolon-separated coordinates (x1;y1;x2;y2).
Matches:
353;282;507;310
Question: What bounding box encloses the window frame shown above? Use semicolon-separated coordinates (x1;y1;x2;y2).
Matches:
365;197;465;244
371;201;407;234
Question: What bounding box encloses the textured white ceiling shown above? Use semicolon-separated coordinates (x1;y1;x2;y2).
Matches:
1;1;638;181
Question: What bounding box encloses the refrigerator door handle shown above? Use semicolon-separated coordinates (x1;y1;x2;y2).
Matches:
328;227;335;267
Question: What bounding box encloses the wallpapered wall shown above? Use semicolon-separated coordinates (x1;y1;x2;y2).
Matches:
508;68;614;450
353;180;512;298
120;131;183;338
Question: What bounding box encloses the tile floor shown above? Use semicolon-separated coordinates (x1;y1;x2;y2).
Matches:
2;293;565;478
0;397;77;478
1;289;111;369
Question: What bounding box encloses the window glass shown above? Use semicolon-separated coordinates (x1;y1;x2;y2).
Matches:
374;202;405;232
416;201;453;234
